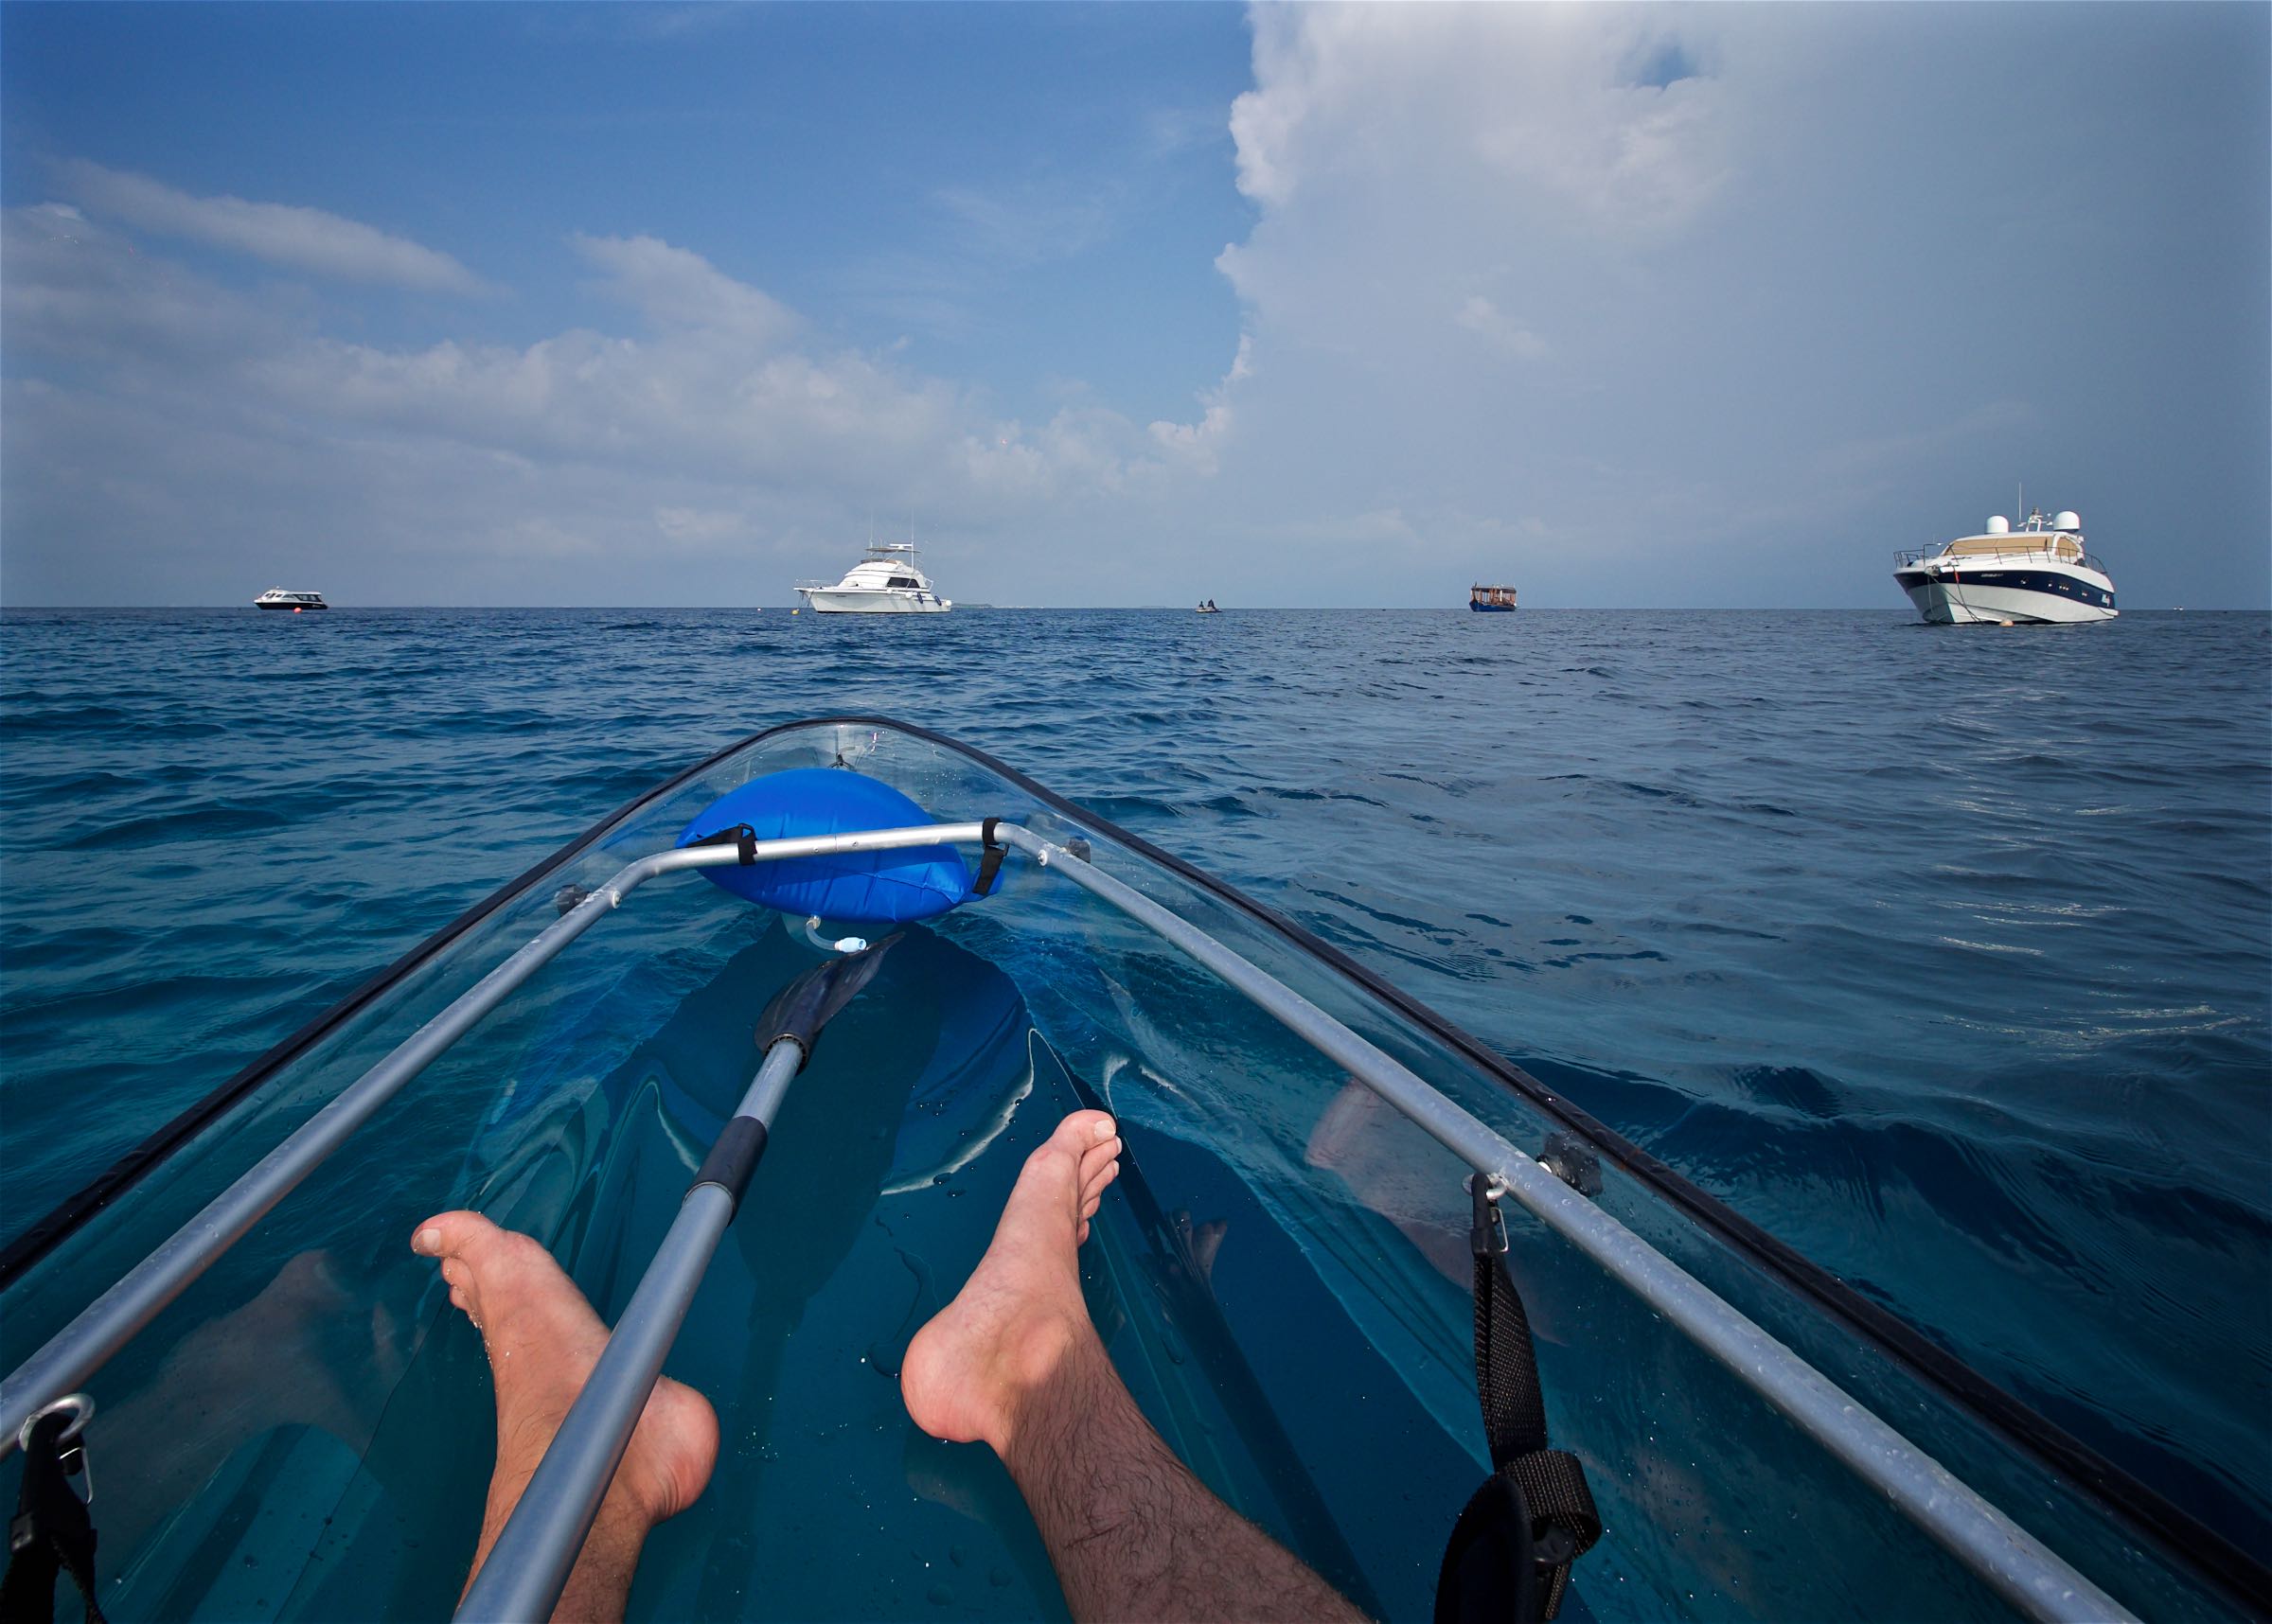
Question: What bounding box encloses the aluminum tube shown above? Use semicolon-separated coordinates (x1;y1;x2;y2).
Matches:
1001;828;2133;1624
0;823;971;1455
0;856;684;1453
454;1040;805;1624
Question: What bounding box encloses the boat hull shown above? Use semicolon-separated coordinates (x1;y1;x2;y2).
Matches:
255;602;328;610
1894;569;2116;625
796;590;950;614
1468;602;1516;613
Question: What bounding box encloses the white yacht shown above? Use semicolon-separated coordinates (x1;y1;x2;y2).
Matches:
1893;508;2116;624
253;588;328;611
794;542;950;614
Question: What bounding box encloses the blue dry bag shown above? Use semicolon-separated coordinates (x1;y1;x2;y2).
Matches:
676;768;979;925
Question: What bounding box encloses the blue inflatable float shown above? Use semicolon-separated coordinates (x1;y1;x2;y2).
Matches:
676;768;980;925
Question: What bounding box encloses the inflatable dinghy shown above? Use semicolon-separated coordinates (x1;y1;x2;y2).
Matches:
1;719;2263;1623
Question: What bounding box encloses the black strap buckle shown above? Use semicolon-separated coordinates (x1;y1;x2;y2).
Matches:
971;817;1006;897
3;1396;105;1624
689;822;758;865
1467;1173;1508;1257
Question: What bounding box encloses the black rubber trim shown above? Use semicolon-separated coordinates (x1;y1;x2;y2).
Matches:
5;713;2264;1615
688;1117;768;1211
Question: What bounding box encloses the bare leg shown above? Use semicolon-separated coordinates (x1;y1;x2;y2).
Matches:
902;1111;1367;1624
412;1212;719;1623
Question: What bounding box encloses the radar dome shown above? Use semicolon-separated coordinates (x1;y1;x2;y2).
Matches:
1985;515;2010;535
2052;510;2082;531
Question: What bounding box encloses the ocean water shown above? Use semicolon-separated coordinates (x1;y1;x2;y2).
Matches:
2;606;2267;1566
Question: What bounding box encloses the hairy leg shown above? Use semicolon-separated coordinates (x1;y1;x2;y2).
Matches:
902;1111;1367;1624
413;1212;719;1623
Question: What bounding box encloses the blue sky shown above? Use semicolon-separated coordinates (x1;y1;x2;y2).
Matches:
3;3;2265;608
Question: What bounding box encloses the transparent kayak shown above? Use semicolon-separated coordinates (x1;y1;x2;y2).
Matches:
1;718;2262;1623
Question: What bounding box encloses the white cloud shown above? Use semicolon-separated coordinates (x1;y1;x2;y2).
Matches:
5;4;2261;611
653;505;749;544
574;233;797;346
56;161;487;294
1147;334;1252;475
1230;6;1731;238
1454;296;1546;361
0;198;1237;603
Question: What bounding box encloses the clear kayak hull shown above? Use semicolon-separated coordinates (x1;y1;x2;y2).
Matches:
0;719;2259;1622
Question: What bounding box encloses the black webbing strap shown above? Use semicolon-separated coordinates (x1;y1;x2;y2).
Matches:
1;1411;104;1624
971;817;1006;897
1434;1179;1600;1623
688;822;757;865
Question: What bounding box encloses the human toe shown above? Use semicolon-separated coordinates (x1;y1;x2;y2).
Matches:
410;1209;502;1261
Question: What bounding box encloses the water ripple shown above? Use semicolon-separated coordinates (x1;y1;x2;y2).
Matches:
0;605;2265;1550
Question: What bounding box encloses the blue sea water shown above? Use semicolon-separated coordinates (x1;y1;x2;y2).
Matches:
2;606;2267;1566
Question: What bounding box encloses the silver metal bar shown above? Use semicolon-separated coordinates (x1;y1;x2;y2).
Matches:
454;1039;805;1624
999;826;2134;1624
0;821;977;1456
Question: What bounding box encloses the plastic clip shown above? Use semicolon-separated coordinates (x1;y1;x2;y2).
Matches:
17;1394;94;1508
691;822;758;865
1465;1174;1508;1258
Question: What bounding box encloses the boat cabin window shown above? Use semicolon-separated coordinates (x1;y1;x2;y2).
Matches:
887;575;920;589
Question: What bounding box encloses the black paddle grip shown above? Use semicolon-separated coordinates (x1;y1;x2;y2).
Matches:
688;1116;769;1212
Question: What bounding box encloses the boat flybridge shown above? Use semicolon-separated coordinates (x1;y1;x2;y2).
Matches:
1893;508;2116;625
1;719;2262;1624
795;541;950;613
254;588;328;611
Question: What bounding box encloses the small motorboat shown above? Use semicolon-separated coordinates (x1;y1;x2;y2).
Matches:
254;588;328;611
1893;507;2117;624
0;719;2258;1624
1197;599;1221;614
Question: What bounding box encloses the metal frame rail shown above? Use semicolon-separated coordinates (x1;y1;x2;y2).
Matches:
0;826;982;1457
0;820;2132;1624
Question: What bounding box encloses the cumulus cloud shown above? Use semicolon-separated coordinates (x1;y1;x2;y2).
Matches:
4;5;2262;610
1185;3;2266;608
57;160;488;293
0;194;1237;603
1229;6;1730;238
1147;334;1252;475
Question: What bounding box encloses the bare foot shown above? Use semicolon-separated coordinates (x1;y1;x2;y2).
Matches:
412;1212;718;1531
900;1111;1121;1456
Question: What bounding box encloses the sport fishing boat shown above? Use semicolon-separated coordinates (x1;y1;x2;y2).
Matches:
795;542;950;614
0;719;2262;1624
254;588;328;611
1893;509;2116;624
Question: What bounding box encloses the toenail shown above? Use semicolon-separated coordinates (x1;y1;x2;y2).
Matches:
1092;1118;1115;1140
414;1228;442;1255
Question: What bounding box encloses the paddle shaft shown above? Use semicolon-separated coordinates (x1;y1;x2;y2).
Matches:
453;1036;802;1624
